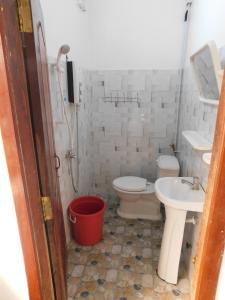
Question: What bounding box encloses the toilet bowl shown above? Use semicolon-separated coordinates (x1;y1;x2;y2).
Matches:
112;155;180;220
113;176;160;220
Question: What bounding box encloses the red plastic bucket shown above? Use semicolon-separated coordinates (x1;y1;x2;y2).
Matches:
68;196;106;246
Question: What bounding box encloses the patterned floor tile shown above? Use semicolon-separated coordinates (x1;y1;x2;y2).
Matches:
67;201;190;299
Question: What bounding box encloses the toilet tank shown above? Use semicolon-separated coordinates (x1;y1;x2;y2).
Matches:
156;155;180;178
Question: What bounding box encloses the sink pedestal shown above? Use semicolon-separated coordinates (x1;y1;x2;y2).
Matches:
155;176;205;284
158;206;187;284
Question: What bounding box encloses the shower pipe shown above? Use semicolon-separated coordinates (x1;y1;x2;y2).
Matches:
56;44;79;193
174;1;192;153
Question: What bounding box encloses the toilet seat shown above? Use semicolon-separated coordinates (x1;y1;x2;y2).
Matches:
113;176;147;192
112;176;159;220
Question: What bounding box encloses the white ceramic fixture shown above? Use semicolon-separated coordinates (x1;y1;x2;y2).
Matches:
112;177;161;220
182;130;212;151
155;177;205;284
202;152;212;165
112;156;180;221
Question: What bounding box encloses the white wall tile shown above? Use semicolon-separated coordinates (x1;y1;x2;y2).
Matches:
177;67;217;281
49;67;185;245
90;70;179;196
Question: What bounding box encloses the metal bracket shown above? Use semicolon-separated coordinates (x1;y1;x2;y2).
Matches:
192;255;197;265
41;196;53;221
16;0;33;32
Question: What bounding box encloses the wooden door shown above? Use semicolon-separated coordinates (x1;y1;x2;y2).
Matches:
0;0;55;299
22;0;67;299
192;69;225;298
0;0;67;299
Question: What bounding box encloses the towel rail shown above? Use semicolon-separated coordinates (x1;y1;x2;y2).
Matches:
102;93;141;106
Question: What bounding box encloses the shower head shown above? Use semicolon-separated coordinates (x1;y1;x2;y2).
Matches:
56;44;70;69
59;44;70;55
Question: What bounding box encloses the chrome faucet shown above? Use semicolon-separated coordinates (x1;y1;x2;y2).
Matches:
181;176;200;190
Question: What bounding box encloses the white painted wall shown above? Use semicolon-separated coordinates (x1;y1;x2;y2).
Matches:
40;0;90;68
186;0;225;62
88;0;186;70
0;133;29;300
41;0;186;70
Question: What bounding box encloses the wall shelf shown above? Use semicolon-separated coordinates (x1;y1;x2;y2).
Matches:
199;96;219;106
182;130;212;151
202;153;212;165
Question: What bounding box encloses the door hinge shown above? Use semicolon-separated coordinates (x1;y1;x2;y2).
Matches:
192;255;197;265
41;196;53;221
16;0;33;33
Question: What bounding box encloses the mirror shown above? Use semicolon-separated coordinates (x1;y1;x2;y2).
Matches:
190;41;223;105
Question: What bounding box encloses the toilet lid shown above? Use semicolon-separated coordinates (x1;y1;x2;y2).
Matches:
157;155;180;171
113;176;147;192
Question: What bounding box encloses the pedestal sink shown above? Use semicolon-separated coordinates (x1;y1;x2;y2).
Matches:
155;177;205;284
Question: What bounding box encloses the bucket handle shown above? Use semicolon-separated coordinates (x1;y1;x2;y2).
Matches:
68;214;76;224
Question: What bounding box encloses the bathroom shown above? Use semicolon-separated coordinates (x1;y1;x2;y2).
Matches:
0;0;225;299
42;0;224;298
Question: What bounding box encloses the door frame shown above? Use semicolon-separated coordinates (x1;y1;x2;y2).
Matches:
23;0;67;298
0;1;54;299
192;73;225;299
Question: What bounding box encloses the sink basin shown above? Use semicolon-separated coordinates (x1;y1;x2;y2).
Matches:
155;177;205;285
155;177;205;212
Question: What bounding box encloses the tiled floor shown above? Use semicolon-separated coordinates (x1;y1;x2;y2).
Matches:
67;201;190;300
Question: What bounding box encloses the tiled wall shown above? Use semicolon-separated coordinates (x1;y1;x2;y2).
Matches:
49;62;219;283
76;71;94;196
177;67;218;280
89;70;180;199
48;62;93;242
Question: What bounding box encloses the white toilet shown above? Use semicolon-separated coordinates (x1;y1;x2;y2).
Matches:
112;155;180;220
